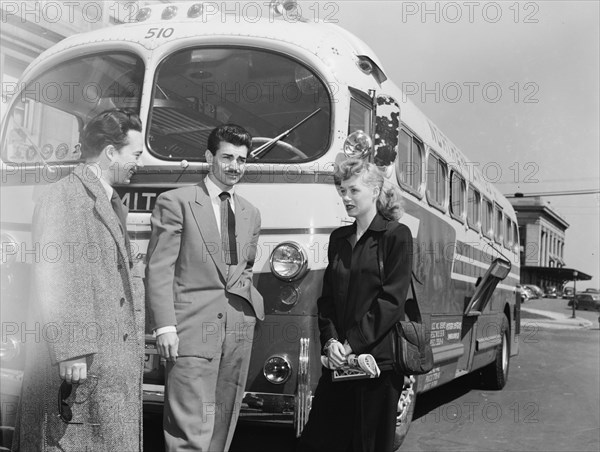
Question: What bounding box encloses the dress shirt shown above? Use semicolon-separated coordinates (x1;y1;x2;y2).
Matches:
204;175;235;236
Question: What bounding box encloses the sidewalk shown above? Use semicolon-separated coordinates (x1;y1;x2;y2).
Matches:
520;307;595;329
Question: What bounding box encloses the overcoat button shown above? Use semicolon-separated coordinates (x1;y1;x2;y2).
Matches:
117;264;123;271
123;333;129;341
217;313;223;319
120;297;125;306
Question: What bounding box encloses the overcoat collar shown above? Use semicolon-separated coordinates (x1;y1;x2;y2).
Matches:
72;164;131;268
189;180;251;282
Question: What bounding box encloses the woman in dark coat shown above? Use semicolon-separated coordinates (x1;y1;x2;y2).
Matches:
298;159;413;452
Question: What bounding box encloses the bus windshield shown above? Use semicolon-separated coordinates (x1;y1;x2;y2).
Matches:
148;47;332;163
1;52;144;164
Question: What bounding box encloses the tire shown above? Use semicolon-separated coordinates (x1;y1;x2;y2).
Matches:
481;315;510;390
393;375;417;451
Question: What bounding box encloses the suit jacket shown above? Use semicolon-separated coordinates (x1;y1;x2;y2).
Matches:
145;180;263;358
16;164;145;452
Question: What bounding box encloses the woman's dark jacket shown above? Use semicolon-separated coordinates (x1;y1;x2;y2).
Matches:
318;213;413;370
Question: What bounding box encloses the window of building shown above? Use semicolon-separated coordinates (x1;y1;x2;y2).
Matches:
426;151;447;211
395;129;423;196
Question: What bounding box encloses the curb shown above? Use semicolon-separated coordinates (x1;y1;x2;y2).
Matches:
520;307;594;329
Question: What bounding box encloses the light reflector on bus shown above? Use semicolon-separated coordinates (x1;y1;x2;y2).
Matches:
263;355;292;384
344;130;373;159
135;7;151;22
162;5;178;20
188;3;204;18
270;0;299;16
270;242;308;281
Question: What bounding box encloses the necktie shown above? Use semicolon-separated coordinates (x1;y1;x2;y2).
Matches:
219;192;238;265
110;190;131;257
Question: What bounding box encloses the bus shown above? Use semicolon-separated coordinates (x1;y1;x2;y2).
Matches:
0;1;520;449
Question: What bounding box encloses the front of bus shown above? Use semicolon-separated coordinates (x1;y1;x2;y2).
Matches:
0;1;388;440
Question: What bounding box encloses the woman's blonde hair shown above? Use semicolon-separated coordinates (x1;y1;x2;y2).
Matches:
334;159;404;221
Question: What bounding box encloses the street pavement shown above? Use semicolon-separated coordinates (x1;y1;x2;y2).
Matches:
521;296;598;330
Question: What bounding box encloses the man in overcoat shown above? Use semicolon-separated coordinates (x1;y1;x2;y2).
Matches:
145;124;263;451
15;109;146;451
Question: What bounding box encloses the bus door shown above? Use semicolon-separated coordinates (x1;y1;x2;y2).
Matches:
457;257;511;373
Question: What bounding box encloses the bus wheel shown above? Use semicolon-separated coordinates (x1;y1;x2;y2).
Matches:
481;315;510;390
393;375;416;451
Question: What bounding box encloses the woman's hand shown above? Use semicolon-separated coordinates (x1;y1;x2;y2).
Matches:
327;340;347;369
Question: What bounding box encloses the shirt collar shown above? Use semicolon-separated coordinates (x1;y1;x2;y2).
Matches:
340;213;389;238
98;177;114;201
204;175;235;200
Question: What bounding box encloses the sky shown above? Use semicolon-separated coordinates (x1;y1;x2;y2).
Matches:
334;1;599;288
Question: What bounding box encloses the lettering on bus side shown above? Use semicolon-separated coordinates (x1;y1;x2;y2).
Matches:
430;321;462;346
117;188;171;213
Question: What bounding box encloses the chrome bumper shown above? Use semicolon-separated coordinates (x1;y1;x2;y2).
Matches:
142;336;313;437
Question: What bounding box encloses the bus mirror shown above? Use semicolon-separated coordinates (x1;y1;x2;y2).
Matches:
490;258;511;280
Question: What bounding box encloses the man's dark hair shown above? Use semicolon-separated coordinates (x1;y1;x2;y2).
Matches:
81;109;142;160
206;124;252;155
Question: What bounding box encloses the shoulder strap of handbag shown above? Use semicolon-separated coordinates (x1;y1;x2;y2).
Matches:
377;230;422;323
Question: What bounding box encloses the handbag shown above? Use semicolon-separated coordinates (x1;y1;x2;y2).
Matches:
377;237;434;376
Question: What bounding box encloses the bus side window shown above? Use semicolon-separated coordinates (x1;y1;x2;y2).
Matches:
425;150;448;212
467;185;481;232
450;170;466;223
395;129;423;197
482;198;493;239
494;204;503;245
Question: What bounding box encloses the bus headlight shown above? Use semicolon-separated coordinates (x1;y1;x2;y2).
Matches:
344;130;373;159
263;355;292;384
270;242;308;281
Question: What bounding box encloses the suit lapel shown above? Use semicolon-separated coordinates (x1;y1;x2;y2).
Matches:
73;165;130;268
189;181;227;279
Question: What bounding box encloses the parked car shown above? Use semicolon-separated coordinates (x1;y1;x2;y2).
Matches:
568;289;600;311
524;284;544;299
517;285;532;303
544;286;559;298
562;287;575;299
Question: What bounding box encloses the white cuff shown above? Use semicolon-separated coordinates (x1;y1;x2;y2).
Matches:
154;326;177;337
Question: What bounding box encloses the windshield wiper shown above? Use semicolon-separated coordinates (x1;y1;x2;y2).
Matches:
249;108;322;160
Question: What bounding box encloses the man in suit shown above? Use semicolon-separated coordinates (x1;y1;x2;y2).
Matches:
146;124;264;451
16;109;146;451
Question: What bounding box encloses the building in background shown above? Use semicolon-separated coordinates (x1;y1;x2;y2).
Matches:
511;196;591;292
